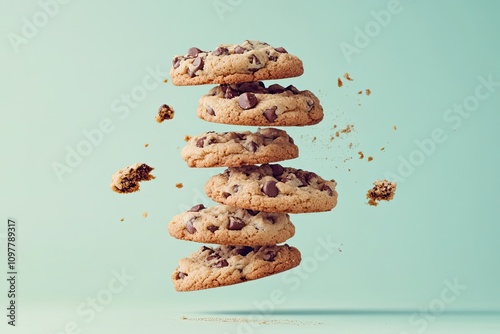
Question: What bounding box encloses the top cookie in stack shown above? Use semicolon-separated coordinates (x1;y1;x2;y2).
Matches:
170;40;303;86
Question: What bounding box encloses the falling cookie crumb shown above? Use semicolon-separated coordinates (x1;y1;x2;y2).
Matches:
394;125;397;130
335;131;340;137
312;136;317;143
337;78;343;87
110;163;155;194
120;218;124;222
184;135;192;142
358;90;363;95
156;104;175;123
341;124;354;134
348;143;353;149
330;135;335;142
176;183;183;189
368;156;373;162
142;212;148;218
163;78;168;83
381;147;385;151
144;143;149;148
365;89;371;96
358;151;364;159
367;180;397;206
343;72;353;81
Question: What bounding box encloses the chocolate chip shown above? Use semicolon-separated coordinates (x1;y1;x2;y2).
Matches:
263;251;276;261
228;216;246;230
267;216;276;224
224;86;238;99
238;92;258;110
305;172;318;184
207;106;215;116
207;225;219;233
274;47;287;53
306;100;315;111
172;57;181;69
248;141;258;152
213;46;229;56
186;218;197;234
189;57;204;77
236;246;254;256
232;184;239;192
286;85;300;94
188;47;202;57
234;46;247;54
262;180;279;197
263;107;278;122
270;164;284;177
207;253;220;261
249;55;261;65
222;192;231;198
196;136;206;148
188;204;205;212
247;209;260;216
267;84;285;94
267;51;278;62
214;259;229;268
176;272;188;279
201;246;213;253
320;184;334;196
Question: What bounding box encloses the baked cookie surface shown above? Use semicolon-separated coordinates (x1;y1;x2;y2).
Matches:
197;81;323;126
170;40;304;86
205;164;338;213
172;244;301;291
181;127;298;168
168;204;295;246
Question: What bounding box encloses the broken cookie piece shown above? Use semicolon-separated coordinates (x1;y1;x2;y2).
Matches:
156;104;175;123
366;180;397;206
110;163;155;194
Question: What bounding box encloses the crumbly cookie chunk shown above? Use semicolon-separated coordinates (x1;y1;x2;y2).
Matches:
366;180;397;206
205;164;338;213
168;204;295;246
181;127;298;168
170;40;304;86
172;244;301;291
110;163;155;194
156;104;175;123
197;81;323;126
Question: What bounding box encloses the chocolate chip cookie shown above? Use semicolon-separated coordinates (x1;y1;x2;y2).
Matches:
170;40;304;86
205;164;338;213
168;204;295;246
182;127;298;168
110;163;155;194
172;244;301;291
197;81;323;126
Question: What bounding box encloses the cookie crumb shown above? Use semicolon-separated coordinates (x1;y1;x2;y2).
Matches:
176;183;184;189
358;151;364;159
341;124;354;134
156;104;175;123
381;147;385;151
394;125;397;130
163;78;168;83
365;89;371;96
184;135;192;142
312;136;317;143
330;135;335;142
348;143;353;149
181;316;187;320
333;124;337;129
335;131;340;137
358;90;363;95
110;163;155;194
366;180;397;206
120;218;124;222
337;77;343;87
368;156;373;162
144;143;149;148
343;72;353;81
142;212;148;218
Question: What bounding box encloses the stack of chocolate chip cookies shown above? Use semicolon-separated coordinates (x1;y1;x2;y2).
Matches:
168;40;338;291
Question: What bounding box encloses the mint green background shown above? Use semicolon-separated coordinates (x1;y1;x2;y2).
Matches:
1;0;500;333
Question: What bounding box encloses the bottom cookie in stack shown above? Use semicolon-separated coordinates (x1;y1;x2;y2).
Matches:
172;244;301;292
